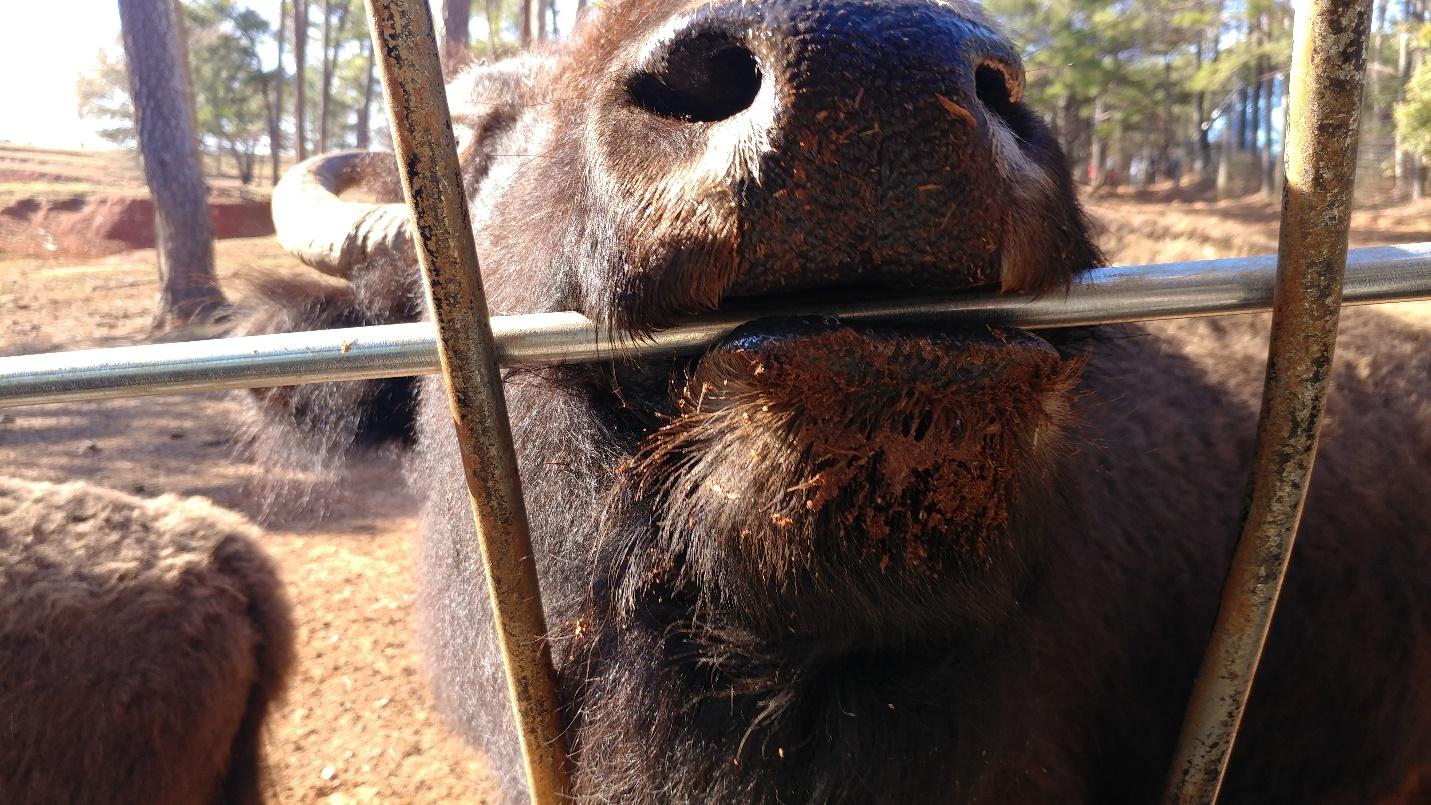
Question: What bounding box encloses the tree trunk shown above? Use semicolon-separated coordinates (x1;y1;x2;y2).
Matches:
1395;6;1415;193
1111;124;1125;189
1373;0;1387;112
271;0;288;184
1089;95;1106;187
168;0;200;136
485;0;499;56
1412;4;1426;200
319;0;332;152
1415;61;1427;201
356;35;375;149
1058;94;1075;162
1216;139;1233;201
441;0;473;76
547;0;558;37
1198;1;1226;179
521;0;533;46
294;0;308;161
1163;57;1177;188
318;0;350;153
234;143;256;185
262;77;279;182
1249;66;1261;166
1194;42;1209;175
117;0;224;330
1260;64;1276;196
1235;86;1248;151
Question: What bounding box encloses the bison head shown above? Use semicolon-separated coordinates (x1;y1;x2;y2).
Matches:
265;0;1103;797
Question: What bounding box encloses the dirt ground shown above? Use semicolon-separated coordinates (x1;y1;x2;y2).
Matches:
1;164;1428;803
0;236;498;803
0;145;276;259
1085;182;1431;261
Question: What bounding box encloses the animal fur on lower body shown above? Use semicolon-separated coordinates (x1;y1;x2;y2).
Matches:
0;478;294;805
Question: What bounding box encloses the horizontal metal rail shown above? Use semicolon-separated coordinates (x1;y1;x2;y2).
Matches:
1;242;1429;409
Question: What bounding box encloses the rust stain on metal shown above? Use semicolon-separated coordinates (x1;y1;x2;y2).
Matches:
363;1;571;802
1162;0;1372;802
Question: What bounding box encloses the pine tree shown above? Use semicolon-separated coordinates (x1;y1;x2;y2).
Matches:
116;0;225;330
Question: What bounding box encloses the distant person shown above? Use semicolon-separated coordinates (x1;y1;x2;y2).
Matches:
1129;155;1148;188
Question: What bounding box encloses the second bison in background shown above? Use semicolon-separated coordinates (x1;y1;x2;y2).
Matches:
249;0;1431;802
0;478;293;805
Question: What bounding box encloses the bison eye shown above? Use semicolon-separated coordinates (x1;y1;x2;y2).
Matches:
627;31;763;123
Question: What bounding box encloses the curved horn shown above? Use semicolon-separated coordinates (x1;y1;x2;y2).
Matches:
271;150;415;278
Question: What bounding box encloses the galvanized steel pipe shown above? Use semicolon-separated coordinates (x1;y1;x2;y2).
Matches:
1;244;1429;408
364;0;571;801
1162;0;1374;801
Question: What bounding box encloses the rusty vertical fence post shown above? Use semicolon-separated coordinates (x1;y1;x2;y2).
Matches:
1162;0;1372;802
363;1;572;802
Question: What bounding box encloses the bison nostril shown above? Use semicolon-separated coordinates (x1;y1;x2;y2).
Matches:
627;32;762;123
975;61;1023;124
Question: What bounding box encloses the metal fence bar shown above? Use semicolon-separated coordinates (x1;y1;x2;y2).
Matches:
1162;0;1374;801
2;243;1429;409
363;1;571;802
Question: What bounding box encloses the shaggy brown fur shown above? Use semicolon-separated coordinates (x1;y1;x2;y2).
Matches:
623;323;1086;581
0;478;294;805
244;1;1429;801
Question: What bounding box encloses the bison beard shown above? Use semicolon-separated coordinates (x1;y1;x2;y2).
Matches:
622;323;1084;586
241;0;1431;802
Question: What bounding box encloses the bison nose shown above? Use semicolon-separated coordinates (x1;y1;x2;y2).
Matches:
627;30;763;123
590;1;1057;331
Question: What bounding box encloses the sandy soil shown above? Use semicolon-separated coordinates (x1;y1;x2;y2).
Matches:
1;237;497;804
0;145;278;259
1;175;1428;803
0;144;279;203
1086;184;1431;263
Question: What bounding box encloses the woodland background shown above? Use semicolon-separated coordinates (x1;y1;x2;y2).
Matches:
75;0;1431;200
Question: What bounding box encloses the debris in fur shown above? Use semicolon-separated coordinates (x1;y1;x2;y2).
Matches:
623;323;1085;573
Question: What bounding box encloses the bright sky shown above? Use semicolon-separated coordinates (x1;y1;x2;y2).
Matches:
3;0;124;148
0;0;284;149
0;0;530;150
